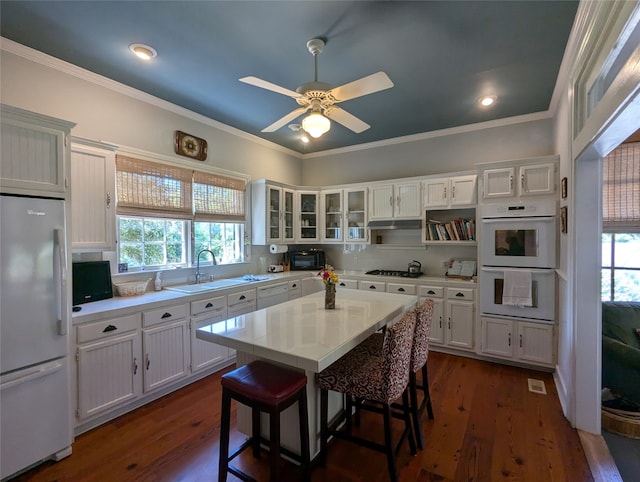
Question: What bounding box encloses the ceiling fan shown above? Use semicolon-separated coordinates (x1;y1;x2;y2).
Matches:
240;38;393;138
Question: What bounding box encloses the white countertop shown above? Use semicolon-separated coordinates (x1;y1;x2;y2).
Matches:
196;289;418;373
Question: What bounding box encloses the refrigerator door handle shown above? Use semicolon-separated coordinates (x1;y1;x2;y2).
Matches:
0;360;64;392
54;228;67;336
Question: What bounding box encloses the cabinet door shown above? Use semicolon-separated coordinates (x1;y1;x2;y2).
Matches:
480;317;514;358
395;181;421;218
520;163;555;196
369;184;394;219
297;191;319;241
77;331;142;420
446;300;474;350
482;167;516;199
71;144;116;251
426;297;445;345
191;312;229;374
450;175;477;206
345;188;368;242
0;111;71;196
322;190;343;242
517;322;555;365
267;185;282;242
142;319;189;393
423;179;449;208
282;188;295;242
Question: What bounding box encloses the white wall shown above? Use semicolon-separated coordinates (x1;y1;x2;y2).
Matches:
302;118;554;185
0;48;303;186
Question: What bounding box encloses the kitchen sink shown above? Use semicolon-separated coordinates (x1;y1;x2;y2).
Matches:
165;278;250;293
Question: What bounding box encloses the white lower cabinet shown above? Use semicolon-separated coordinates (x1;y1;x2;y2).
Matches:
142;319;190;392
76;314;142;420
419;284;475;351
358;280;386;292
480;316;555;366
190;295;229;373
337;279;358;290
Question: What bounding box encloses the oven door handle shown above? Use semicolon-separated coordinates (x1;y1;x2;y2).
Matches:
480;267;553;274
480;216;556;223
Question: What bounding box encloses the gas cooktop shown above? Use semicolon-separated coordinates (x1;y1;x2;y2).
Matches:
365;269;423;278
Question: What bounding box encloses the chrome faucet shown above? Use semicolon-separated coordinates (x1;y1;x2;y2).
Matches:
195;249;217;284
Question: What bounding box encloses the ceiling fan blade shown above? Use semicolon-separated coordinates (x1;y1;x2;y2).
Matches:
262;107;309;133
328;72;394;102
239;76;302;98
325;106;370;133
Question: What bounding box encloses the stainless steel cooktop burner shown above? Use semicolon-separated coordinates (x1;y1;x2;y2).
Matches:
365;269;423;278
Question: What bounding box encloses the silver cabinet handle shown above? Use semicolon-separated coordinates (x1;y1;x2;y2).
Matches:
521;174;525;190
443;187;447;199
520;334;523;348
146;354;150;370
106;192;111;208
508;334;511;346
133;357;138;375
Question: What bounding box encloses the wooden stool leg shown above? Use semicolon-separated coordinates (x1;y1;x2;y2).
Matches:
402;388;417;455
252;407;261;458
423;364;434;419
269;408;281;482
410;371;424;450
218;388;232;482
383;403;398;482
298;388;311;482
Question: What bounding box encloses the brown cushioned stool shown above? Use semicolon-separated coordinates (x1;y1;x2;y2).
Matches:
219;360;311;482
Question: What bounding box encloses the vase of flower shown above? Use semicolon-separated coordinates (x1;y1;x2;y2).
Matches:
325;283;336;309
318;264;339;310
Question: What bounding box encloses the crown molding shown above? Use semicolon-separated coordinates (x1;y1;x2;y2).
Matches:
0;37;302;159
301;110;552;159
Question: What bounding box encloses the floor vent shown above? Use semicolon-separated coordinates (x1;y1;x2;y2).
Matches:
528;378;547;395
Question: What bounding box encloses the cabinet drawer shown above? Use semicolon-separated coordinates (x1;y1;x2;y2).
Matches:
228;288;256;307
446;287;474;301
418;285;444;298
337;279;358;290
191;295;227;316
76;313;139;344
387;283;417;295
143;303;188;327
358;281;386;292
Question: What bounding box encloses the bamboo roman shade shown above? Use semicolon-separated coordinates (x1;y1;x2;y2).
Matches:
193;171;246;222
602;141;640;232
115;155;246;221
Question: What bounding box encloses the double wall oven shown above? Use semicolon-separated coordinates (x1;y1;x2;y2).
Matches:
479;200;557;321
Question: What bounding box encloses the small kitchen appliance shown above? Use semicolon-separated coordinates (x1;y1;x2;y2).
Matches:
289;248;326;271
408;260;422;275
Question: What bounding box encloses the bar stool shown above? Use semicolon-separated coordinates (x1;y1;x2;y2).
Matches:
218;360;311;482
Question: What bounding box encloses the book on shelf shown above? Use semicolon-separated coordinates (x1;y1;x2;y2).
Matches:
425;217;475;241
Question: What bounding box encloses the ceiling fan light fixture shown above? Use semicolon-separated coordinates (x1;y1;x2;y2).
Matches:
302;112;330;138
478;95;497;107
129;43;157;61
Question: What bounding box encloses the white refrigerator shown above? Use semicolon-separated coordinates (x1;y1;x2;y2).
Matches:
0;194;73;479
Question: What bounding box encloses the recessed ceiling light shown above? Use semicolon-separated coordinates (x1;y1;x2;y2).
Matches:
478;95;497;107
129;43;157;61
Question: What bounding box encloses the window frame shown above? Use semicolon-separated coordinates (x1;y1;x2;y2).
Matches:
601;232;640;301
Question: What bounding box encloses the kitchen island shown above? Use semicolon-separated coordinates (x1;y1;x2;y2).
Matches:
196;289;418;456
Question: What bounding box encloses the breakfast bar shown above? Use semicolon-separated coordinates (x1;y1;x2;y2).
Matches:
196;289;418;456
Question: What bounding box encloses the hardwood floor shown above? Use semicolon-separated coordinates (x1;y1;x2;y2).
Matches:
14;352;593;482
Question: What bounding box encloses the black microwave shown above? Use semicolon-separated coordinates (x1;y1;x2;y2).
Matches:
72;261;113;305
290;249;326;271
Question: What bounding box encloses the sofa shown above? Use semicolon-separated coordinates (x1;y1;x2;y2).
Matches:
602;301;640;405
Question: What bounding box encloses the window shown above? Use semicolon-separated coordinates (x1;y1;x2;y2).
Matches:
119;217;187;269
194;222;244;264
115;155;247;271
602;233;640;301
601;142;640;301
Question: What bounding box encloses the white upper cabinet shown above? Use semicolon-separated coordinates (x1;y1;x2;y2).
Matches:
70;141;116;251
251;182;295;245
424;175;477;209
344;187;368;242
1;105;75;197
296;190;319;242
482;162;555;199
369;180;421;220
321;189;343;243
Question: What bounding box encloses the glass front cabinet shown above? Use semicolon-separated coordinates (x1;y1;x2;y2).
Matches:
322;190;343;242
296;190;319;242
345;188;368;242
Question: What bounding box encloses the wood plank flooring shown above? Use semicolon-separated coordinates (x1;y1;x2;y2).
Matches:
13;352;593;481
